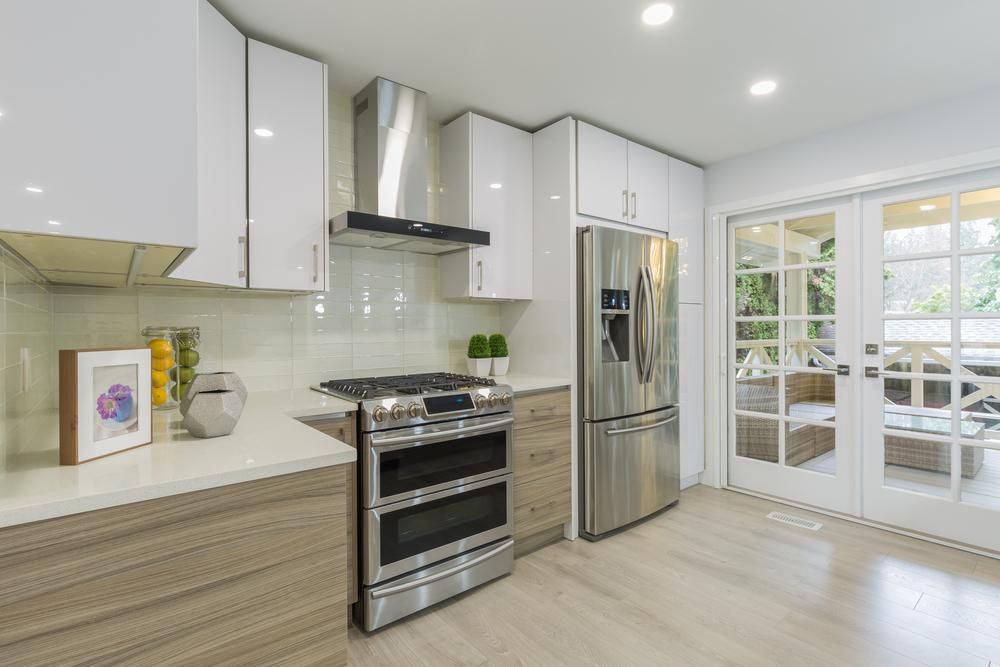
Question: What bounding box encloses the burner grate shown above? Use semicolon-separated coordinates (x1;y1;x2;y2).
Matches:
319;372;496;399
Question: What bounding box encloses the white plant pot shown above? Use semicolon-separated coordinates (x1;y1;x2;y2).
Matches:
491;357;509;376
467;358;491;376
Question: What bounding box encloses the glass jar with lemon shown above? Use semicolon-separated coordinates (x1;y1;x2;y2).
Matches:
141;326;201;410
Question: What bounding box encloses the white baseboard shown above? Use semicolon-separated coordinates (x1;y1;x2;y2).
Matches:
681;473;703;490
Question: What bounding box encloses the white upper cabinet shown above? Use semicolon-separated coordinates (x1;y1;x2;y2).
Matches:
0;0;202;248
247;40;328;291
576;121;671;233
626;141;670;233
168;1;247;287
440;113;532;301
667;157;705;304
576;122;629;223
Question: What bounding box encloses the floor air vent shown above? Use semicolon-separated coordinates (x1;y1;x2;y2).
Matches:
766;511;823;531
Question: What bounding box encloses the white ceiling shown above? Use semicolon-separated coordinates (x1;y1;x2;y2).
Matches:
211;0;1000;166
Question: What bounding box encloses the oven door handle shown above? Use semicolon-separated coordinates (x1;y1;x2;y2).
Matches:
370;417;515;448
370;539;514;599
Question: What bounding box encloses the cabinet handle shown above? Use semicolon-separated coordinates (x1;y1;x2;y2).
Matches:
529;406;557;413
622;189;629;218
477;259;483;292
631;192;637;219
238;235;247;279
312;244;319;284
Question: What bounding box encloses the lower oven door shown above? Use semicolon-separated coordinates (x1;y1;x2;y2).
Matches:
364;414;513;507
364;474;513;585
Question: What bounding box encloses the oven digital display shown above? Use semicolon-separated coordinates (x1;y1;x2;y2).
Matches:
423;393;475;414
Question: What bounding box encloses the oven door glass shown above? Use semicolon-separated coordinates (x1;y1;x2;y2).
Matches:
369;477;511;583
367;416;512;505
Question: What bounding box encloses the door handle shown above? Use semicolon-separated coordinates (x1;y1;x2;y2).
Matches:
607;416;677;436
631;192;637;219
865;366;891;378
817;365;850;376
238;235;247;280
476;259;484;291
622;189;629;219
312;243;319;284
642;265;657;383
370;539;514;599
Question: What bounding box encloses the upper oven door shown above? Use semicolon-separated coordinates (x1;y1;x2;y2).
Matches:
363;413;513;508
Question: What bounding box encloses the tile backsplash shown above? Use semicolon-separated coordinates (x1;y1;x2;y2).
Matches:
52;246;500;392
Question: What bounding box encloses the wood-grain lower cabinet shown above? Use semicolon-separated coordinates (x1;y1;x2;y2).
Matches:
301;413;358;605
512;388;571;556
0;467;348;666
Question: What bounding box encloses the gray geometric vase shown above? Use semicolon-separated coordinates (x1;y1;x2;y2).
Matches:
181;389;244;438
180;372;248;416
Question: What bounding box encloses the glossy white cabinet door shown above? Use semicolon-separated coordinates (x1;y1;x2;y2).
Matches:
247;40;327;291
576;121;628;223
668;157;705;304
168;1;247;287
678;303;705;479
0;0;198;247
471;115;532;300
627;141;670;233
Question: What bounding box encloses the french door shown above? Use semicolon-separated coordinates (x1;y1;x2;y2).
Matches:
727;201;858;513
860;170;1000;552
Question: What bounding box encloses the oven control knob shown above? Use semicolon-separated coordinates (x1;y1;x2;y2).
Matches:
390;403;405;420
371;406;389;423
407;402;423;418
501;393;512;406
488;393;499;408
474;395;487;409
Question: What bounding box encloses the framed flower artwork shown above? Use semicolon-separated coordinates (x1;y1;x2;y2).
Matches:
59;348;153;464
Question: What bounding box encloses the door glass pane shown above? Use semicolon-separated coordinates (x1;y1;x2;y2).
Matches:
786;422;835;474
884;378;951;422
785;214;835;264
959;186;1000;249
735;321;778;365
960;253;1000;312
785;320;836;368
785;268;835;316
883;258;951;314
958;378;1000;443
884;435;951;498
735;273;779;317
960;446;1000;509
735;223;779;269
785;372;836;421
883;319;951;374
735;372;779;414
960;319;1000;378
734;414;778;463
883;195;951;257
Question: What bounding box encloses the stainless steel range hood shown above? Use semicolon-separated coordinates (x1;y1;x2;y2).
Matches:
329;77;488;254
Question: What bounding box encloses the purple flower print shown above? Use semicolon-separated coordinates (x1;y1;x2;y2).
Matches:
107;384;133;401
96;394;118;420
96;384;134;422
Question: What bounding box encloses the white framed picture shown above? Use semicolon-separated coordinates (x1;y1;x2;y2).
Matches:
59;348;153;464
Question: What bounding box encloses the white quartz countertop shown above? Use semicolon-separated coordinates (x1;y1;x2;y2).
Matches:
494;374;571;394
0;389;358;529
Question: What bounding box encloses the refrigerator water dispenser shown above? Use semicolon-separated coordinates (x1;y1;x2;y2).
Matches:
600;288;630;362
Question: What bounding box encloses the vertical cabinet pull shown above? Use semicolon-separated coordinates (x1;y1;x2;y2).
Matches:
622;189;629;218
631;192;637;219
476;259;484;292
312;244;319;284
238;235;247;280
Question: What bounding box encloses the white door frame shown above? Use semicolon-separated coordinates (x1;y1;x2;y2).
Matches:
705;146;1000;500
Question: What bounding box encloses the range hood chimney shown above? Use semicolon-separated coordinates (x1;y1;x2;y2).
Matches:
329;77;489;255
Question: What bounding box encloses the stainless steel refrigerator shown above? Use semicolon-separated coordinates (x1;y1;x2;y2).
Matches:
578;225;680;539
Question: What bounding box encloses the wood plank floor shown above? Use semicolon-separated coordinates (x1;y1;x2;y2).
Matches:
348;485;1000;666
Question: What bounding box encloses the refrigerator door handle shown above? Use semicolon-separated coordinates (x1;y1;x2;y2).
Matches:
640;266;655;384
606;416;677;436
634;267;648;383
643;265;659;384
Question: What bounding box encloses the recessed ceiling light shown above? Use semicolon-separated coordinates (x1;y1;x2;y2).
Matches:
641;3;674;26
254;128;274;137
47;220;61;226
750;80;778;96
550;195;561;200
919;204;936;211
489;183;503;189
25;186;43;193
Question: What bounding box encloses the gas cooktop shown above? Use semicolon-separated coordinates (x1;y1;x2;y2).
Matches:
312;372;498;400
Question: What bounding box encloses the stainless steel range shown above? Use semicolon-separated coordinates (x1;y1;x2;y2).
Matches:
312;373;515;631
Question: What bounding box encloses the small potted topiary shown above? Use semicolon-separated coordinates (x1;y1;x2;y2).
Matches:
467;334;491;376
488;333;509;376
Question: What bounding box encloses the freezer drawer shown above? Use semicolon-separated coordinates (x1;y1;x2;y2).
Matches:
582;407;680;537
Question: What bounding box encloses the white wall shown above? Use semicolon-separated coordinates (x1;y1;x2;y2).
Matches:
706;85;1000;208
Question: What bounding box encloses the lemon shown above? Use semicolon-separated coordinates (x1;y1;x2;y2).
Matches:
152;355;175;372
151;387;168;406
147;338;174;359
151;370;169;388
